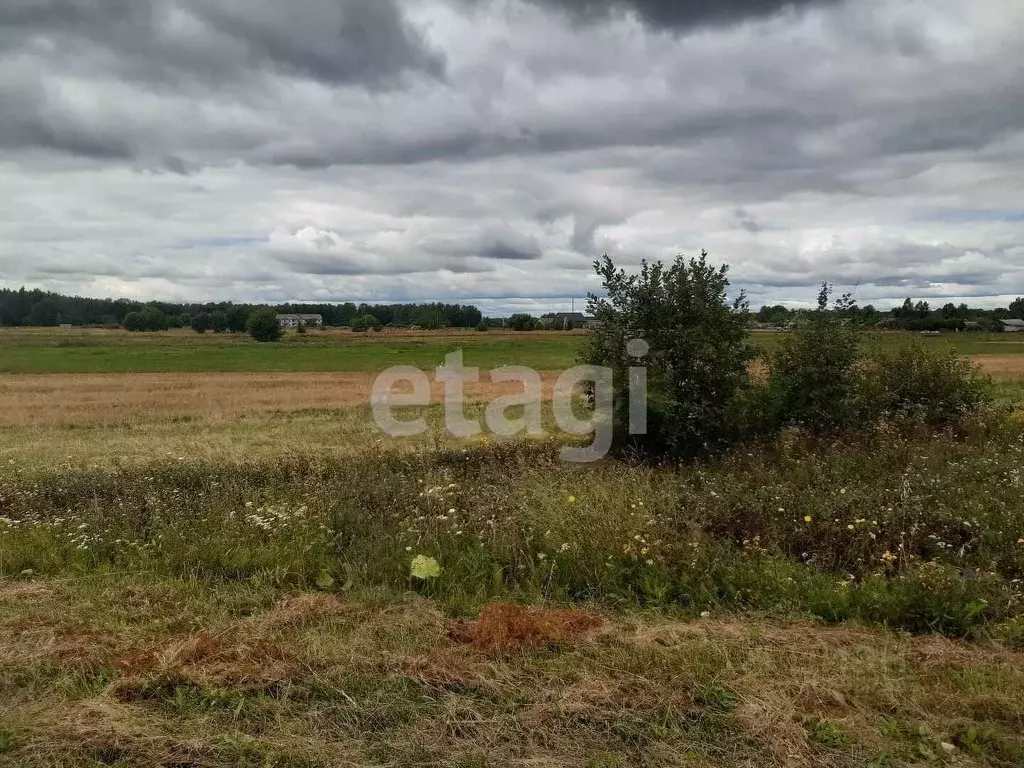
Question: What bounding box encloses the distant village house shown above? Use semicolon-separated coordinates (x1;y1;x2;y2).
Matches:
541;312;595;330
277;313;324;329
1000;319;1024;333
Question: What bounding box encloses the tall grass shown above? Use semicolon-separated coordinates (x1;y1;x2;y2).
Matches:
3;418;1022;638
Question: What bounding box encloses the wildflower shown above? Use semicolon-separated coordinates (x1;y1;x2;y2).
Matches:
537;553;547;561
646;559;655;566
700;611;710;618
847;524;855;531
804;515;813;523
567;495;576;504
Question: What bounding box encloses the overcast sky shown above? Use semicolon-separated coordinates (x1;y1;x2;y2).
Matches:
2;0;1023;315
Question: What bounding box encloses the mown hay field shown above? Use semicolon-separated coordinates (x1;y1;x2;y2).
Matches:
1;328;1023;767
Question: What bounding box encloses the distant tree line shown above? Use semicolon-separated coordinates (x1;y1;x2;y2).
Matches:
3;285;1020;333
0;287;484;330
755;296;1024;332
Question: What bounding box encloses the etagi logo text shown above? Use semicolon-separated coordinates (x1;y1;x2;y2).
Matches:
371;342;649;463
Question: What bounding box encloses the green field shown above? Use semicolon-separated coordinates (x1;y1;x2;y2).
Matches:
2;327;1024;767
1;327;1023;374
0;329;585;374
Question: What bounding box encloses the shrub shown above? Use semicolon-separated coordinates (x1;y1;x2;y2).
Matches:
760;284;862;435
583;252;753;458
210;311;228;333
123;311;144;332
476;322;489;332
853;342;993;428
351;314;382;333
507;314;537;331
225;307;250;333
246;309;283;342
191;312;212;334
124;308;169;332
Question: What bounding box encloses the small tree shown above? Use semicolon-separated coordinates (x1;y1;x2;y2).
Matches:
123;311;144;332
507;313;537;331
584;251;753;459
247;309;283;342
139;307;168;331
210;311;228;333
226;306;250;333
191;312;212;334
1010;297;1024;319
475;321;489;332
351;314;381;333
761;284;862;435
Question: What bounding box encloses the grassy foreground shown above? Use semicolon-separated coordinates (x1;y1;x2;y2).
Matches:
2;576;1023;768
2;427;1024;766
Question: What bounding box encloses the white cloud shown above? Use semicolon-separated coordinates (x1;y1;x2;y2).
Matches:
1;0;1023;313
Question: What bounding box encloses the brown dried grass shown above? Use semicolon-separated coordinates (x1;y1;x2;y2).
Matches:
0;371;563;427
448;602;603;654
972;354;1024;378
2;584;1023;767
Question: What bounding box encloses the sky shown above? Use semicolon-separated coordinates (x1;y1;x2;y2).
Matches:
1;0;1023;316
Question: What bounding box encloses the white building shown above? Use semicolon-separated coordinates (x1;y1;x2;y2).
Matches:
277;313;324;328
1000;319;1024;333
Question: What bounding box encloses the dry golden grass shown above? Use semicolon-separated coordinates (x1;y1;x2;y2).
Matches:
972;354;1024;378
0;371;563;427
1;578;1022;767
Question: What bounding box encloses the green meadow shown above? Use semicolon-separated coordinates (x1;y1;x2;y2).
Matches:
1;327;1022;375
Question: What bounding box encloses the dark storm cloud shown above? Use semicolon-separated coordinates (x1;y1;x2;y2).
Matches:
479;242;542;261
0;111;135;159
0;0;444;87
520;0;841;28
193;0;445;86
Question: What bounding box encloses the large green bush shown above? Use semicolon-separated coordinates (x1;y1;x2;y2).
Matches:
854;342;993;428
351;314;382;333
584;252;753;458
507;313;538;331
760;285;862;435
246;309;283;342
191;312;212;334
759;285;993;435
